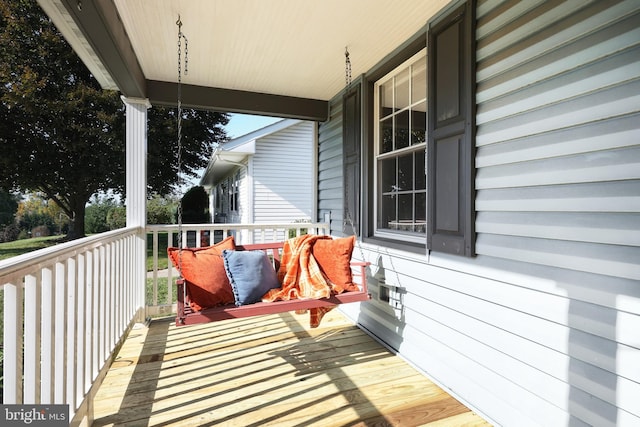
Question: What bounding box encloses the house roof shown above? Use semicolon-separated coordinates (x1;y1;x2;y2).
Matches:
200;118;303;186
37;0;449;120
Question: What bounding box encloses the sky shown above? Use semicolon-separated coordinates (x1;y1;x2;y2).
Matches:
224;113;282;139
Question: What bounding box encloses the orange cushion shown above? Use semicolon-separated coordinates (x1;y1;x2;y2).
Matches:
311;236;355;291
167;236;236;311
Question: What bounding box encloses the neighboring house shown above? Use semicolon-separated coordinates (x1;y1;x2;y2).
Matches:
200;119;316;242
34;1;640;425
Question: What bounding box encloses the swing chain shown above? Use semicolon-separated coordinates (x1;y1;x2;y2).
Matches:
176;16;188;273
343;157;365;262
343;47;365;262
345;46;352;86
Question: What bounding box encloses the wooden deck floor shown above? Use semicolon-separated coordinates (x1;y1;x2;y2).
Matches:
91;310;490;427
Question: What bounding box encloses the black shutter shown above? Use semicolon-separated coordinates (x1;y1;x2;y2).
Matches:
343;84;361;236
427;0;476;256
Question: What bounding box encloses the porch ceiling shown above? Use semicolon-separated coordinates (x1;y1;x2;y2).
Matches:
38;0;449;119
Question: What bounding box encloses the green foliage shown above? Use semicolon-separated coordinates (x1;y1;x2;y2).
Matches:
85;196;120;234
0;192;70;241
106;205;126;230
146;277;177;308
0;0;124;239
146;232;169;271
287;219;311;239
16;208;54;235
180;186;209;224
84;195;179;231
147;194;176;225
147;109;229;197
0;0;229;240
14;193;70;236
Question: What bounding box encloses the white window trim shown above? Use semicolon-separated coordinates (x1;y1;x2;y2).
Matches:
373;49;427;245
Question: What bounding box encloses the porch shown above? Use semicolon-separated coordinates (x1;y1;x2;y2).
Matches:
21;0;640;425
92;311;488;427
1;223;489;426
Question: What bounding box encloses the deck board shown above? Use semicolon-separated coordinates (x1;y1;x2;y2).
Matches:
92;310;491;426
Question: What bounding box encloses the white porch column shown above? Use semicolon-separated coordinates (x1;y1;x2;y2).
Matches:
122;96;151;322
123;96;151;227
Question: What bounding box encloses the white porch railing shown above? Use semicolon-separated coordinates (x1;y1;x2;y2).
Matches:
0;227;146;425
145;222;330;317
0;222;328;425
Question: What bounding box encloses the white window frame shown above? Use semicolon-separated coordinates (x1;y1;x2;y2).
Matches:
229;172;240;212
373;49;427;245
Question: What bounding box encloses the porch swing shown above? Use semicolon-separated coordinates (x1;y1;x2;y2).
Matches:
169;18;370;327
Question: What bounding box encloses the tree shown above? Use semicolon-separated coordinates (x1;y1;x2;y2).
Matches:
180;186;209;224
0;0;123;239
13;192;70;237
147;194;177;225
15;193;56;235
85;196;120;234
147;109;228;197
106;205;127;230
0;188;18;228
0;188;19;242
0;0;228;240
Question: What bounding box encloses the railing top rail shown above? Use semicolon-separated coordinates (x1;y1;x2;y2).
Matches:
0;226;142;281
146;222;330;232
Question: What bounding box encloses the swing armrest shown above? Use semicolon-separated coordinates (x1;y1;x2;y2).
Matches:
350;261;370;296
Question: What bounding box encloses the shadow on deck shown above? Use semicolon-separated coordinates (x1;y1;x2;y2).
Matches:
91;310;490;426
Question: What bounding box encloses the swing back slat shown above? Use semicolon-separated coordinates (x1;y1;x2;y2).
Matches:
175;241;370;326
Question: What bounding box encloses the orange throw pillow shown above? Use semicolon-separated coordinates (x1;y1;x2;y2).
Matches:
167;236;236;311
311;235;355;291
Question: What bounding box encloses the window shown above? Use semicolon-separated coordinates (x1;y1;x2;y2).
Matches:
374;50;427;244
215;184;222;210
229;172;240;212
356;0;474;255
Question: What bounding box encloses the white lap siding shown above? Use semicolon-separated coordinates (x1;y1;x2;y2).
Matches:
252;121;315;240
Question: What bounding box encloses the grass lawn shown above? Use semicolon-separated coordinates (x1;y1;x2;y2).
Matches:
147;232;170;271
146;277;177;306
0;235;60;262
